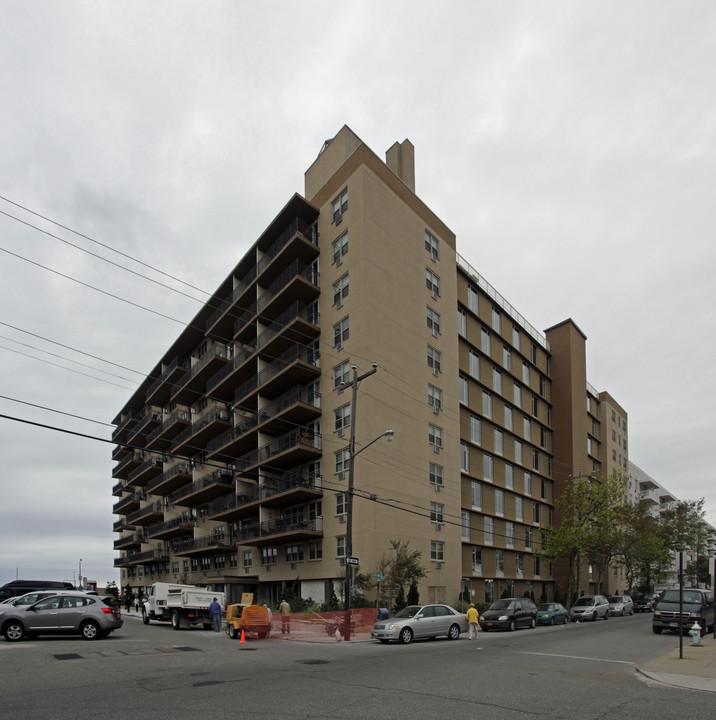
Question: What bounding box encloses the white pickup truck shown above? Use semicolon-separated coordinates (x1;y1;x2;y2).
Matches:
142;582;225;630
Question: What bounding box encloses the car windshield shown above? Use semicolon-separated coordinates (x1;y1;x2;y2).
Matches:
537;604;553;611
393;605;422;619
573;597;595;607
489;600;516;611
607;596;622;603
661;590;706;604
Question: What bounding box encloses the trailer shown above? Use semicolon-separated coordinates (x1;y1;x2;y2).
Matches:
225;593;271;639
142;582;225;630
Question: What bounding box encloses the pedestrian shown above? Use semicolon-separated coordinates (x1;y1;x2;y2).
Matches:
466;602;479;640
278;598;291;634
209;597;222;632
125;595;131;613
134;596;139;613
264;604;273;636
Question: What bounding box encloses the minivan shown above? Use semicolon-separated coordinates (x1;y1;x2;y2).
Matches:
0;580;75;602
652;589;714;635
478;597;538;631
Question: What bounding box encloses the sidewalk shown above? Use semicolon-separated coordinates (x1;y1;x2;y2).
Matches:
637;635;716;693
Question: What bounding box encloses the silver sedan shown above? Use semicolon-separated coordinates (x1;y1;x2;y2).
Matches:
370;604;468;644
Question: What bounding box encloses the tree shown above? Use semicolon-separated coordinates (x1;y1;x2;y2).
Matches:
539;472;627;605
406;579;420;606
105;581;119;601
379;539;427;612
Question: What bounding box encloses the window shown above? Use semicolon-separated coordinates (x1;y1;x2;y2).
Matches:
336;493;347;516
483;453;494;482
534;556;541;577
427;307;441;336
495;488;504;515
533;502;540;525
459;374;469;404
523;417;531;441
262;548;277;565
429;462;443;487
470;415;481;444
514;382;522;407
429;423;443;449
426;268;440;298
504;405;513;431
333;316;350;350
461;511;471;540
333;274;349;307
457;307;467;336
428;383;442;412
524;472;532;495
471;481;482;509
460;442;470;472
492;306;502;333
332;230;348;264
482;390;492;418
505;463;514;489
532;449;540;471
503;345;512;371
467;283;479;313
515;440;523;465
425;230;439;261
481;327;491;354
427;346;441;374
496;549;505;575
525;526;533;550
515;496;523;521
512;324;520;350
430;502;444;523
540;427;548;449
334;404;351;433
336;536;345;557
333;360;350;389
515;552;524;577
494;429;503;456
492;367;502;394
472;546;482;574
540;376;547;397
332;188;348;223
309;541;322;560
431;540;445;562
334;448;350;474
309;500;322;520
286;545;304;563
522;362;530;385
484;516;494;544
506;521;515;548
541;478;548;501
469;349;480;378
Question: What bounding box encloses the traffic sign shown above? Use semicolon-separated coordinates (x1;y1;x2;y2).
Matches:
374;571;384;582
345;556;359;566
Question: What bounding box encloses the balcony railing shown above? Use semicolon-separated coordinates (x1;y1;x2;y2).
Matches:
236;516;323;544
172;534;232;556
127;501;164;525
205;266;259;332
235;427;321;472
146;516;194;539
170;469;235;504
257;219;318;276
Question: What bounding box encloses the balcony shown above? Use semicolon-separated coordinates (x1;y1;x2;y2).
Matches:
127;501;164;526
171;342;230;405
126;405;163;448
112;481;126;497
112;411;138;445
127;457;164;488
168;407;232;455
113;519;132;532
205;340;259;401
207;470;322;522
235;427;321;476
640;488;660;505
235;516;323;548
257;260;319;324
145;356;189;405
113;492;142;515
233;343;321;410
252;301;320;361
145;463;193;497
145;407;191;451
172;534;233;557
146;516;195;540
207;385;321;462
113;531;144;550
205;266;258;338
122;547;170;565
256;218;319;286
170;469;235;507
112;450;143;480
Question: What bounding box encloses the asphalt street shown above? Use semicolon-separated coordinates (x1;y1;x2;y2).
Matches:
0;611;713;719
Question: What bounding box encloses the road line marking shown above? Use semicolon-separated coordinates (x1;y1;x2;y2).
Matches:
516;651;633;665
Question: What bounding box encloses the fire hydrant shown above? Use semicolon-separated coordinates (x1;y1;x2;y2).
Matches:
689;621;703;647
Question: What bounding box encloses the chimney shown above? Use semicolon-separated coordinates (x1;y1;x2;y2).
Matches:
385;139;415;192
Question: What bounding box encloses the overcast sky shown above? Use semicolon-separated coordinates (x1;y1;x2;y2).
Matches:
1;1;714;588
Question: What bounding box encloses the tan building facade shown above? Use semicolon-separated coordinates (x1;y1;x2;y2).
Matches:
112;126;627;607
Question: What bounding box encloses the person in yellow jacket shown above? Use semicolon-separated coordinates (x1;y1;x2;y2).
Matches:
466;603;479;639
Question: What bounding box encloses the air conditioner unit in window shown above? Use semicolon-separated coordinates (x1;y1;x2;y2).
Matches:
435;562;442;569
432;366;439;376
435;523;443;531
433;445;441;454
339;514;346;523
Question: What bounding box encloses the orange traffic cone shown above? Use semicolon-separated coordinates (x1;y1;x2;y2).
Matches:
240;629;246;644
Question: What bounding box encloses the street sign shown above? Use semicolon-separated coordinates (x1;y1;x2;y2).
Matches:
374;571;384;581
345;556;359;566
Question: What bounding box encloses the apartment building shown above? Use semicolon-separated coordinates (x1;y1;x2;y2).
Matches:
112;126;626;606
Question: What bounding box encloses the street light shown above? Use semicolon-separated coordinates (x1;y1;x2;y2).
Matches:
78;559;83;590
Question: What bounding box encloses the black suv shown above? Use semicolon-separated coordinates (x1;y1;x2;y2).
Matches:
652;589;714;635
479;598;538;631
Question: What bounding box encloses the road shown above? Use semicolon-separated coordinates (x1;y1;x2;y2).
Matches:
0;611;712;719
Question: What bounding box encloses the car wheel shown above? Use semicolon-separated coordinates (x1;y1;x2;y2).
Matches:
603;611;608;621
379;639;389;644
228;625;238;639
562;616;567;625
652;626;662;634
398;627;413;644
530;617;536;629
142;611;149;625
447;623;460;640
81;620;100;640
3;621;25;642
508;620;516;632
172;610;181;630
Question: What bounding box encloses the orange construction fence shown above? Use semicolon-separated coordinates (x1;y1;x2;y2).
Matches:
267;608;378;642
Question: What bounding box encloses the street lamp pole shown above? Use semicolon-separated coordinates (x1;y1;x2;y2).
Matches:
340;363;393;640
78;559;83;590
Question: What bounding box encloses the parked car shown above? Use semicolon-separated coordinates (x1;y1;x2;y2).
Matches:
607;595;634;616
478;598;538;631
370;604;468;644
634;594;658;612
652;589;715;635
0;580;74;602
536;602;568;625
569;595;610;622
0;592;123;641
